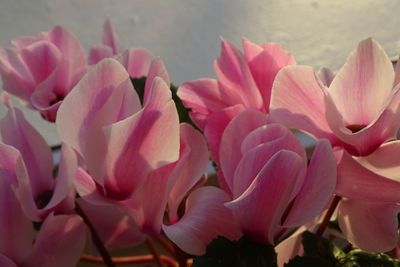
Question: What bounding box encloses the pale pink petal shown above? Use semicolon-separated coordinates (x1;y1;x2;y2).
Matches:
283;139;336;227
42;144;77;212
89;45;114;65
11;36;38;49
318;67;335;87
143;57;170;104
338;198;400;252
242;39;295;111
102;77;179;197
276;230;304;267
0;143;20;185
77;199;146;250
163;186;241;255
23;214;86;267
335;149;400;202
356;141;400;180
394;59;400;88
270;65;338;144
0;48;34;102
20;41;61;85
0;255;17;267
323;86;400;156
233;124;307;198
219;109;271;192
226;150;304;244
167;124;209;223
102;19;120;54
214;39;263;110
0;177;34;265
30;88;62;122
178;78;229;129
329;38;394;125
0;95;53;196
56;58;140;182
118;48;154;78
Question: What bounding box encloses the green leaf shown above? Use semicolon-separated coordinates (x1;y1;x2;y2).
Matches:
338;249;400;267
192;237;237;267
302;231;345;261
285;255;335;267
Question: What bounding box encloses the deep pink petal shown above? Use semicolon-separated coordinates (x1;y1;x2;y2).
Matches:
0;255;17;267
0;48;34;102
226;150;304;244
89;45;114;65
102;77;179;197
335;148;400;202
219;109;271;192
163;186;241;255
118;48;154;78
0;94;53;196
338;198;400;252
178;79;228;129
77;199;146;250
242;39;295;111
283;139;336;227
56;58;140;182
167;124;209;223
0;177;34;265
270;65;338;143
23;214;86;267
214;39;263;110
328;38;394;125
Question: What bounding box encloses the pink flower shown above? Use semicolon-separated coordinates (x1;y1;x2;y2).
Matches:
0;94;77;221
0;178;85;267
334;143;400;252
220;110;336;244
0;26;87;122
270;38;400;156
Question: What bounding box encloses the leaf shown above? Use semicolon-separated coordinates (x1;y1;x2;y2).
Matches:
338;249;400;267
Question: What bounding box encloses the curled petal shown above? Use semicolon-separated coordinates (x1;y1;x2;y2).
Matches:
163;186;240;255
118;48;154;79
226;150;304;244
23;214;86;267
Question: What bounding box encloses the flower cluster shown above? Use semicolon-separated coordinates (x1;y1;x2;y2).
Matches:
0;20;399;267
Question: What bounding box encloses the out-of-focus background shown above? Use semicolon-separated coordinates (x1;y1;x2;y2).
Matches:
0;0;399;146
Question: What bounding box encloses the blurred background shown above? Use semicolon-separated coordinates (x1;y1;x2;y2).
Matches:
0;0;399;145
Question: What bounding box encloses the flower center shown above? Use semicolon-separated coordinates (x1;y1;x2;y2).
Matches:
35;190;53;209
346;124;367;133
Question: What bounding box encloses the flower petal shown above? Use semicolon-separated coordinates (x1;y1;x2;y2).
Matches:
338;198;400;252
335;149;400;202
102;19;120;55
0;255;17;267
89;45;114;65
163;186;240;255
118;48;154;78
0;94;53;196
270;65;338;143
56;58;140;182
23;214;86;267
0;177;34;264
214;39;263;110
226;150;304;244
143;57;170;104
242;39;295;111
283;139;336;227
328;38;394;125
219;109;271;192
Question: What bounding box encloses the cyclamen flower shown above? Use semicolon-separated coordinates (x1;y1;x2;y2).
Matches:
0;178;85;267
0;94;77;221
220;110;336;244
334;142;400;252
0;26;87;121
270;38;400;156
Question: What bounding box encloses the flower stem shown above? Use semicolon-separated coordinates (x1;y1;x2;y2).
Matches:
156;235;176;256
75;202;115;267
80;253;178;266
146;237;166;267
316;195;341;236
